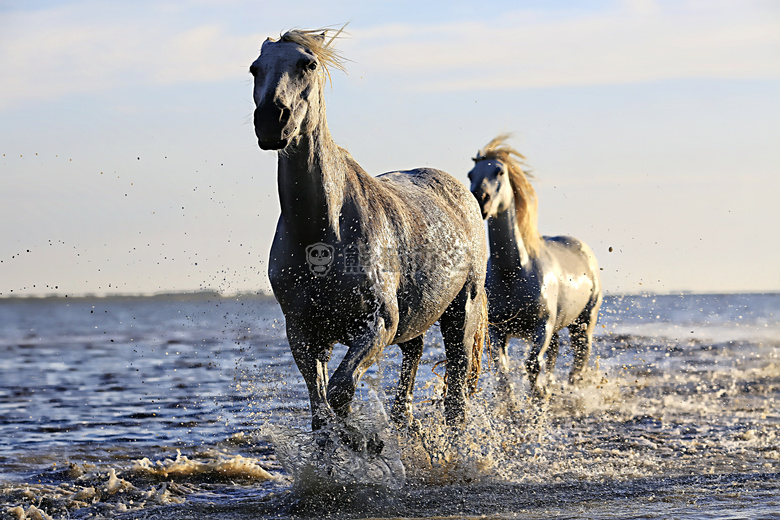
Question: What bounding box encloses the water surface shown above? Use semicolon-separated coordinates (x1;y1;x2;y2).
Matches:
1;293;778;518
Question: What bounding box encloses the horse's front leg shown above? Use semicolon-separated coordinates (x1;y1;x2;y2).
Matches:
526;320;554;401
326;316;393;453
568;301;599;384
489;327;521;412
490;326;510;374
288;332;334;431
545;332;560;375
327;316;394;419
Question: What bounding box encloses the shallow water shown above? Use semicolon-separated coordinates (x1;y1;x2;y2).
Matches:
1;292;778;519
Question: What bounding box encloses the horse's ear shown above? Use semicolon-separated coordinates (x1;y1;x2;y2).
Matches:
315;32;326;43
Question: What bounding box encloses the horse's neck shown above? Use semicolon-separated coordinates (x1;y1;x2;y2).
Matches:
277;116;347;243
487;205;531;269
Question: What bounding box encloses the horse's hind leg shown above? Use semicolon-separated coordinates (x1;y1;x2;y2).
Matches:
439;281;485;426
568;301;600;384
391;335;424;428
545;332;560;375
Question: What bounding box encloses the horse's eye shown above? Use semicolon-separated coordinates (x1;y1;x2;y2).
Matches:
302;59;317;71
495;166;504;175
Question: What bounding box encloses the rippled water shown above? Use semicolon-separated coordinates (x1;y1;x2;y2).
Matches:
1;292;778;519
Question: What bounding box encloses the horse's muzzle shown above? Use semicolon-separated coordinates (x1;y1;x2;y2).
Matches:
254;101;291;150
257;137;289;151
472;191;491;220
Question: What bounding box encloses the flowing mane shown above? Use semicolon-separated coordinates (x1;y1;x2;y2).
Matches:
474;134;542;254
276;27;348;84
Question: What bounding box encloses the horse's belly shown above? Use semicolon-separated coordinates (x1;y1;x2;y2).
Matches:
393;296;449;344
392;255;473;342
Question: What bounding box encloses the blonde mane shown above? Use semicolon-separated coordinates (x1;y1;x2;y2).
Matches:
276;26;348;84
475;134;542;255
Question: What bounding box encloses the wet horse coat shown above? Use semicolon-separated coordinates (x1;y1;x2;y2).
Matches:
250;29;488;436
467;135;602;400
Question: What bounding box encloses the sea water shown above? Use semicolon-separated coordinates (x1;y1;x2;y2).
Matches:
0;292;778;519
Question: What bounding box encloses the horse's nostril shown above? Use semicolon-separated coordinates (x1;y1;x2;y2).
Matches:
280;107;291;124
482;192;491;202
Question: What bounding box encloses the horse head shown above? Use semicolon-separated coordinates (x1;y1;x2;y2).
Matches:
467;157;513;219
250;30;343;150
250;37;322;150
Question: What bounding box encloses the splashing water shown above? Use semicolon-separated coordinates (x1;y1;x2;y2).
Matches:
1;293;778;519
262;385;406;493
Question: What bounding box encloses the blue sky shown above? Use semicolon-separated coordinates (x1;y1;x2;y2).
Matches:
1;0;779;296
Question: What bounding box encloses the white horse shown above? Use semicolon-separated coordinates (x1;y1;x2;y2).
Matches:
467;135;602;401
250;28;488;448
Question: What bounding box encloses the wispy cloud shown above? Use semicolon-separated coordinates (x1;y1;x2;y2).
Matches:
344;2;780;90
0;3;262;109
1;1;778;109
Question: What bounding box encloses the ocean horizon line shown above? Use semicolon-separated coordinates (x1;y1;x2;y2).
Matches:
0;288;778;303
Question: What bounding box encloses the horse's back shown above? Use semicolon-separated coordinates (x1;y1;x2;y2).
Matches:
378;168;481;217
544;235;598;269
365;168;487;339
376;167;486;246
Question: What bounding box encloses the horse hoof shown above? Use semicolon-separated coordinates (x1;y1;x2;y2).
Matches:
314;429;335;450
391;412;422;436
409;418;423;437
366;433;384;455
336;424;384;455
531;385;550;403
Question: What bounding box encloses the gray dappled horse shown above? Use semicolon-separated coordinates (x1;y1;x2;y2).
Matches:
467;135;602;402
250;28;488;445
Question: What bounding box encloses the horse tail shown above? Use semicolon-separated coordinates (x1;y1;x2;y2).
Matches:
468;289;489;396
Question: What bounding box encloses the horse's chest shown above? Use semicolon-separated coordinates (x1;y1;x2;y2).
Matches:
270;263;372;307
269;253;379;336
486;267;549;329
